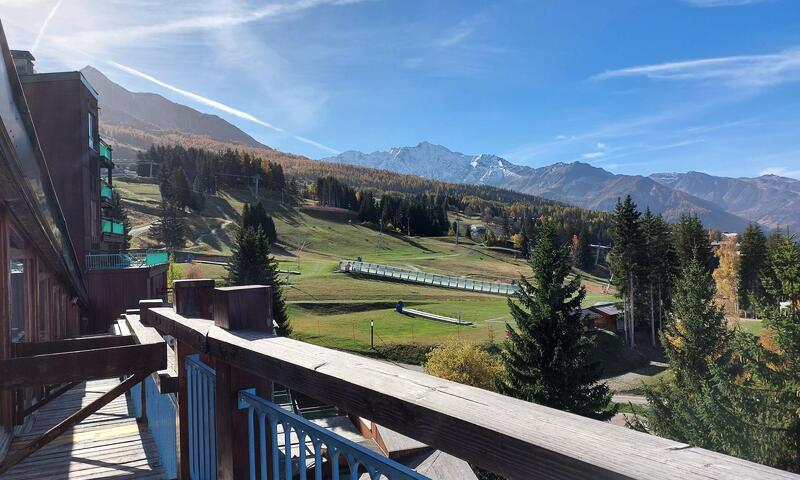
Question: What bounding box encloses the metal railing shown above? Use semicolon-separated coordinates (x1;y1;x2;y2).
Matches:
85;250;169;270
186;354;217;480
100;181;112;201
99;140;112;163
131;375;178;479
338;259;518;296
238;390;427;480
101;218;124;235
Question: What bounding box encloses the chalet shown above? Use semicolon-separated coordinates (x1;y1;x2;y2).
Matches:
581;302;622;332
0;20;795;480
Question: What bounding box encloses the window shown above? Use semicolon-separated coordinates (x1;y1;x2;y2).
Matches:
88;111;95;149
10;259;28;342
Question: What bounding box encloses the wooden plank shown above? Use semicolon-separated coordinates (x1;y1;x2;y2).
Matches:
147;307;213;352
10;335;134;357
200;327;798;480
0;344;165;388
123;316;166;347
19;381;78;417
0;373;146;474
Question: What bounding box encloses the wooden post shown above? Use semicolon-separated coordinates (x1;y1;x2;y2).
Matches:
173;279;215;319
213;286;273;479
138;299;165;327
169;282;212;480
0;208;12;434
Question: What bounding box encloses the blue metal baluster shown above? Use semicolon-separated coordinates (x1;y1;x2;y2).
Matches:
187;362;196;480
208;371;214;479
247;407;255;480
270;415;280;480
347;454;359;480
297;428;307;480
210;376;217;478
285;422;293;479
312;437;323;480
258;412;267;480
200;369;207;479
331;446;340;480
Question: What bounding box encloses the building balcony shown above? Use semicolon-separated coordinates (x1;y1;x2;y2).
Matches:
85;249;169;271
100;180;112;204
101;217;124;236
0;282;794;479
98;139;113;167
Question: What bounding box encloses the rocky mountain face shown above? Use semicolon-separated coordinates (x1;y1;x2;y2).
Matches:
80;66;269;160
650;171;800;230
325;143;764;231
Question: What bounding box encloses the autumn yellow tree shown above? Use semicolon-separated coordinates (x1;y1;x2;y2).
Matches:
424;342;503;390
712;236;740;315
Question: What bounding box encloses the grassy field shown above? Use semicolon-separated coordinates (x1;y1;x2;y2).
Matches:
117;179;619;356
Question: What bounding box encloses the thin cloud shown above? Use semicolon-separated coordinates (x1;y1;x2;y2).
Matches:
31;0;62;53
435;23;476;48
683;0;768;6
107;61;340;154
582;151;606;159
62;0;368;47
759;166;800;179
593;48;800;88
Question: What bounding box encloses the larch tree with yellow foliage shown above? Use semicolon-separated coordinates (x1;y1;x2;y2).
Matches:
712;236;740;316
424;342;503;391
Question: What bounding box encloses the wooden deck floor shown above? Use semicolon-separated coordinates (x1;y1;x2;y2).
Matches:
0;378;165;479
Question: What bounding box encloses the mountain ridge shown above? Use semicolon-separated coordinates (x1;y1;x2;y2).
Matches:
80;65;787;232
324;143;766;231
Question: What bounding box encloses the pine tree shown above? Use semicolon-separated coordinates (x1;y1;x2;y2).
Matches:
148;200;186;250
674;214;715;273
639;259;733;443
497;221;615;420
243;202;278;246
738;223;767;313
110;189;131;251
638;251;800;472
226;224;291;336
608;196;644;347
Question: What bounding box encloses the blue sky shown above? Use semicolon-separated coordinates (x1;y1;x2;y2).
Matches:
2;0;799;178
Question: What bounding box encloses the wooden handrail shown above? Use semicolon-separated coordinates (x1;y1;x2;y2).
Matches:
144;305;798;480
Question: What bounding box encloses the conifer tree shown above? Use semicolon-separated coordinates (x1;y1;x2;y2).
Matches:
226;224;291;336
148;200;186;250
637;259;732;443
638;251;800;472
110;189;132;251
674;214;715;273
498;222;615;420
608;196;644;346
737;223;767;313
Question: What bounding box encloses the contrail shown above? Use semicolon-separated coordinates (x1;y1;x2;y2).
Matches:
107;61;340;155
31;0;63;53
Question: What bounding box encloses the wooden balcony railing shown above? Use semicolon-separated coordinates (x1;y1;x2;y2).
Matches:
126;279;798;480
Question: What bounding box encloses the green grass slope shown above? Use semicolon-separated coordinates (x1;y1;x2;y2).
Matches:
116;179;618;358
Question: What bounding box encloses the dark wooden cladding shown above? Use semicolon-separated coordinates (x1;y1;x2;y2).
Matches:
143;305;799;480
10;335;134;356
0;343;164;388
173;278;215;319
213;285;272;332
86;264;168;333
